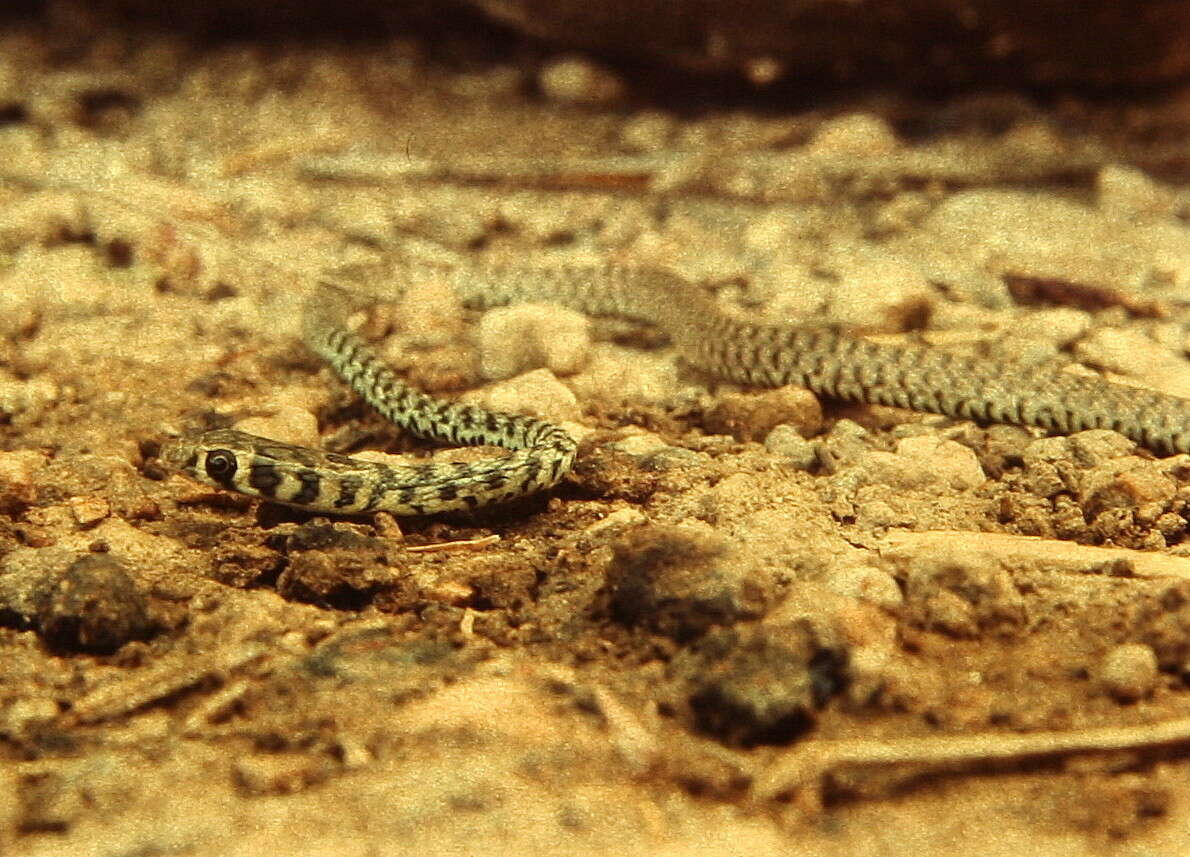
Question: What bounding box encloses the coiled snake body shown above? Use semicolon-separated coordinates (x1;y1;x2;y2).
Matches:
161;264;1190;515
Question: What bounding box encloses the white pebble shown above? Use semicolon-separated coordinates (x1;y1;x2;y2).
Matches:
1097;164;1176;219
477;303;591;381
584;507;647;538
611;431;670;457
1099;643;1159;702
857;436;986;492
539;56;625;105
808;114;899;157
620;110;676;152
568;344;680;407
827;249;934;332
235;407;321;449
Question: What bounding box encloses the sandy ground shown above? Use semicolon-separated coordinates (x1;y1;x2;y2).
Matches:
2;13;1190;857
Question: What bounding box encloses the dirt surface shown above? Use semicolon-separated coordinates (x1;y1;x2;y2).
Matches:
2;12;1190;857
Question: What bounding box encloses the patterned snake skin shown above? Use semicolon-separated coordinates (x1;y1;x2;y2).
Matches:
159;262;1190;515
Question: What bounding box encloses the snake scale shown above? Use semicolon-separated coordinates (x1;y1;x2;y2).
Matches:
160;261;1190;515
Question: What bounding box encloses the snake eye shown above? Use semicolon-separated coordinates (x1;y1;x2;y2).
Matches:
204;449;238;483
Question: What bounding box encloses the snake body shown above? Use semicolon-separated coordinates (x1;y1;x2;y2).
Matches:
161;263;1190;515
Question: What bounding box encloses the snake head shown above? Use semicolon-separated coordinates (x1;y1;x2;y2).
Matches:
158;428;245;491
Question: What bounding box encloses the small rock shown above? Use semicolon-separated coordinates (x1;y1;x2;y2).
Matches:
1076;328;1190;400
16;770;83;833
603;524;766;640
0;448;47;513
827;249;934;332
211;533;284;589
234;407;321;449
568;344;680;407
1097;164;1177;220
0;189;89;252
277;522;403;607
0;376;59;423
477;303;591;380
821;418;871;464
620;110;676;152
1018;443;1075;499
808;113;899;157
705;385;823;442
609;431;671;458
1014;308;1092;347
538;55;625;105
901;554;1026;638
423;579;476;606
850;435;986;492
397;278;466;349
1066;430;1137;465
825;564;903;609
1078;458;1177;522
1099;643;1159;702
583;507;647;539
845;644;896;706
33;555;154;654
3;697;59;735
467;368;582;425
764;424;818;470
854;498;908;530
674;623;847;748
67;495;110;528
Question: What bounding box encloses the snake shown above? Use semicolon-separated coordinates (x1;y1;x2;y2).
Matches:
160;262;1190;515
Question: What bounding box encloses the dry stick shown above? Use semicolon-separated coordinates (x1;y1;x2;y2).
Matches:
753;716;1190;801
880;531;1190;582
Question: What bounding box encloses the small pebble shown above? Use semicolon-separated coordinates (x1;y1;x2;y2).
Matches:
822;419;871;463
676;624;847;748
808;113;899;157
16;770;83;832
233;754;321;796
610;432;670;458
235;407;321;449
1014;308;1092;346
1065;430;1136;465
68;495;110;528
604;524;764;640
423;579;475;607
620;110;676;152
538;55;625;105
477;303;591;380
584;507;647;538
3;697;59;735
855;499;909;530
468;368;582;424
397;278;466;349
568;345;680;407
34;555;154;654
764;424;818;470
0;448;47;511
847;435;986;492
1099;643;1160;702
0;377;59;422
825;565;903;609
827;250;934;332
704;386;823;442
1097;164;1177;219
